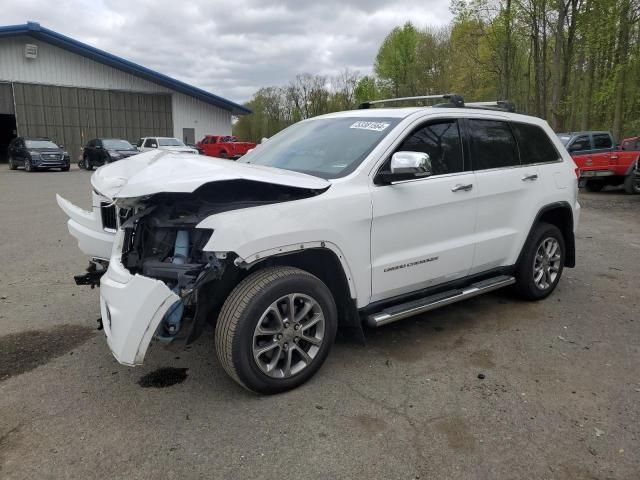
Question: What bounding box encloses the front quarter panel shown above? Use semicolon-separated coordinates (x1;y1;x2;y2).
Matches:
197;180;373;307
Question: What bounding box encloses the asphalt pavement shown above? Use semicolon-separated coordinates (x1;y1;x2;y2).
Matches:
1;165;639;479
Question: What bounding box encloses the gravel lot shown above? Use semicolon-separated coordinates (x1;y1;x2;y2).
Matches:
1;165;639;479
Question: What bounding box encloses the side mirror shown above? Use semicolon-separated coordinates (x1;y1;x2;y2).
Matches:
58;144;64;149
390;151;432;175
95;145;102;149
568;143;584;153
377;151;432;185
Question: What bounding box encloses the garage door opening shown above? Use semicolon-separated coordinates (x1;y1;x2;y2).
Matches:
0;114;17;163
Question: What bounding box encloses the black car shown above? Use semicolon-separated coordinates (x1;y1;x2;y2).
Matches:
82;138;139;170
8;137;70;172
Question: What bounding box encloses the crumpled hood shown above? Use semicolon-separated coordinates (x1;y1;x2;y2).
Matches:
91;150;330;199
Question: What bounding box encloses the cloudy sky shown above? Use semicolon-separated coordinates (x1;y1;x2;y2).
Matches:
4;0;452;104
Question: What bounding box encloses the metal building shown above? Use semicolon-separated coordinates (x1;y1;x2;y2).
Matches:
0;22;250;160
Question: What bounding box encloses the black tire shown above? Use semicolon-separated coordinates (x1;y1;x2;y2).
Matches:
219;151;229;159
215;266;337;394
8;155;17;170
61;165;70;172
85;156;93;171
584;180;605;192
24;157;34;172
623;172;640;195
514;223;565;300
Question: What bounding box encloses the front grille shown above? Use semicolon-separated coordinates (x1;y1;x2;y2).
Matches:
42;153;62;160
100;203;117;231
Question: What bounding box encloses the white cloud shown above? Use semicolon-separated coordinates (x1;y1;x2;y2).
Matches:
3;0;452;103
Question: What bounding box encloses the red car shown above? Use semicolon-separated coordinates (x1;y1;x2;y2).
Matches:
196;135;256;159
557;131;640;194
621;136;640;151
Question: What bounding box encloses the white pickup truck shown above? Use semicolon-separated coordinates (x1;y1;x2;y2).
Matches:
58;95;580;394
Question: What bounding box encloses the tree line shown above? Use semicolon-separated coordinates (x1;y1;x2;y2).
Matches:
234;0;640;142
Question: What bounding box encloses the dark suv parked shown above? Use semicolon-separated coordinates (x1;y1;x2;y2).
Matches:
8;137;70;172
82;138;139;170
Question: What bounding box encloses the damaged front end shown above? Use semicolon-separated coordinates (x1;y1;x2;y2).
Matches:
100;180;323;366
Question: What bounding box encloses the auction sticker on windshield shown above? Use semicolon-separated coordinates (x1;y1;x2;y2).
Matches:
350;121;390;132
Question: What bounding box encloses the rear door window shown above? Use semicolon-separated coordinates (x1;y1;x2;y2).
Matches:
511;123;560;164
144;138;157;148
468;119;519;170
593;134;613;150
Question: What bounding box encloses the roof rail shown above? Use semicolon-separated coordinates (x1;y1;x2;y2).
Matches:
358;94;516;113
462;100;516;113
358;94;464;109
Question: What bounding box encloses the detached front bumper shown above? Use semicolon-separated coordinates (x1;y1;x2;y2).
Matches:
57;193;115;260
100;230;180;366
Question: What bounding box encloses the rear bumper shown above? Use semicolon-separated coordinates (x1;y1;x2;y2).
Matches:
57;193;115;260
579;169;615;178
100;230;179;366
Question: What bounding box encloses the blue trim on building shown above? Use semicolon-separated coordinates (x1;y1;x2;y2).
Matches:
0;22;251;115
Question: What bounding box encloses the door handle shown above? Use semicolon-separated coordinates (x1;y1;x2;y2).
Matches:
521;173;538;181
611;155;618;160
451;183;473;192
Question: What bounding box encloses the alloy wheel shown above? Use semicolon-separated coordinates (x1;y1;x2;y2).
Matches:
533;237;561;290
252;293;325;378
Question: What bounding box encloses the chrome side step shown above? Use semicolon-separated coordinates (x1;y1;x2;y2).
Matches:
366;275;515;328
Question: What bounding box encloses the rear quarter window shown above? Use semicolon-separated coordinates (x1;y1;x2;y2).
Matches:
511;123;560;164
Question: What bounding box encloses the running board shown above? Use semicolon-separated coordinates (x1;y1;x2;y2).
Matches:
366;275;515;328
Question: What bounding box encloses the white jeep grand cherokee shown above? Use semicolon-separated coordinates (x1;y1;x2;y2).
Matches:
58;95;580;394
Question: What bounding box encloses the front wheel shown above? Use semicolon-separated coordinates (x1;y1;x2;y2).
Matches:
514;223;565;300
24;157;34;172
215;267;337;394
84;157;93;171
8;155;17;170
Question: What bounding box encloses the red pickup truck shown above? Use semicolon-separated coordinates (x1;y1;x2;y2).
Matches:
196;135;256;159
557;131;640;194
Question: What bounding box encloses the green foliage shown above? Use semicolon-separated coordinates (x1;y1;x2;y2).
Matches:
235;0;640;141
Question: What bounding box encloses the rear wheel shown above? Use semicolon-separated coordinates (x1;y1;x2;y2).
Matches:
215;267;337;394
219;151;229;159
514;223;565;300
584;179;605;192
623;172;640;194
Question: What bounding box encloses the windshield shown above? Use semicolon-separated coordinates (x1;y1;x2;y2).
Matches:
557;134;571;146
158;138;186;147
103;139;134;150
25;139;58;149
238;117;400;179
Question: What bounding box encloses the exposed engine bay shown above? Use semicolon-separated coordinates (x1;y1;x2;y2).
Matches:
116;179;326;343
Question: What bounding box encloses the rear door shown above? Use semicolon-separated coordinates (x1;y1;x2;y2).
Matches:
590;133;613;172
370;118;478;301
464;117;540;274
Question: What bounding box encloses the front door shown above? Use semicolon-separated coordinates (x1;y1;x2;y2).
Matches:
370;119;478;302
